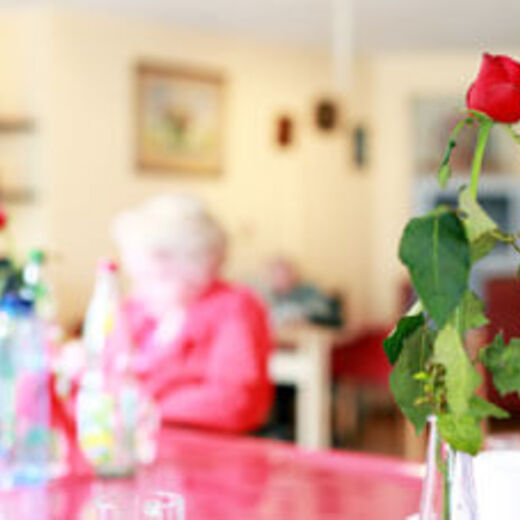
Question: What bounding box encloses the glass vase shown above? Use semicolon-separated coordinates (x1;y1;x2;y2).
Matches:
419;416;479;520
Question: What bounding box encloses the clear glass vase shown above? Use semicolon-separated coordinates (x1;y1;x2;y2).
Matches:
419;416;479;520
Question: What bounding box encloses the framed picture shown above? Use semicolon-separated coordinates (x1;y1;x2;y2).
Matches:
136;62;225;175
412;96;516;176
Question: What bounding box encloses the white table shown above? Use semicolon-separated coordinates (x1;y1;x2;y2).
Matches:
269;324;345;450
268;324;427;459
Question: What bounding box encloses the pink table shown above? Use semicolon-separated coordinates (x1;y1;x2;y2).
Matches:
0;429;422;519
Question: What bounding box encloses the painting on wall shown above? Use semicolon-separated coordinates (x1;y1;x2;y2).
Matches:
412;97;516;176
136;63;225;175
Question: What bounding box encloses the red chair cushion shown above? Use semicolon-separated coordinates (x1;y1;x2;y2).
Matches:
332;328;392;387
485;277;520;414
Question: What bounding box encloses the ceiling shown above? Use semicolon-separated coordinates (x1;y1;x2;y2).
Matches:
4;0;520;52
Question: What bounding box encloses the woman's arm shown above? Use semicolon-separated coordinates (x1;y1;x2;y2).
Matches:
155;295;273;432
157;381;269;432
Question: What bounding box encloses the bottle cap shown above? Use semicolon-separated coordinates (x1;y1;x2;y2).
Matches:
1;293;34;316
28;249;45;264
97;259;119;273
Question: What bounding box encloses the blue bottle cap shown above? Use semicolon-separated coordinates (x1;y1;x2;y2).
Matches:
1;293;34;316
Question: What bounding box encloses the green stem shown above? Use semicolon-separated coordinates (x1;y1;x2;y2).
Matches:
454;306;465;343
438;117;474;188
469;119;493;199
440;118;472;166
435;435;451;520
443;452;452;520
490;229;520;256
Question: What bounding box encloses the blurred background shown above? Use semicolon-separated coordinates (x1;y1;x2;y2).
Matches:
1;0;520;459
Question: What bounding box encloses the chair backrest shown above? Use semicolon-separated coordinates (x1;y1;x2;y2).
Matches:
332;328;392;387
485;277;520;413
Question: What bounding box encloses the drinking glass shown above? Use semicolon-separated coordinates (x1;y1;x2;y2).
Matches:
96;491;185;520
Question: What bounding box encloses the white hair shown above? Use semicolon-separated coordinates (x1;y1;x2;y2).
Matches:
112;194;226;275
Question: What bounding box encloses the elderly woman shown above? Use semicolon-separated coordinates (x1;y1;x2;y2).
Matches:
113;194;273;433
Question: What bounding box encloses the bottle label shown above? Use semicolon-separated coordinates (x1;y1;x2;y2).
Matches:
0;377;15;454
77;390;115;466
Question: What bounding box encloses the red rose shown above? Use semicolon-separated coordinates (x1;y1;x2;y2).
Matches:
0;209;7;230
466;53;520;123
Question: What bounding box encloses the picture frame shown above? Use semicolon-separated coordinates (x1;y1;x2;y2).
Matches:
136;62;225;175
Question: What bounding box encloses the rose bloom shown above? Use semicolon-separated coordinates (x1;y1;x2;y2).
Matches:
0;209;8;230
467;53;520;123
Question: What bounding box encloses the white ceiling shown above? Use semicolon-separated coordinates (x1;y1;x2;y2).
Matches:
3;0;520;51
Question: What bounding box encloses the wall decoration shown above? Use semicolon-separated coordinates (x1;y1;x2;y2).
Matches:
136;63;225;175
0;116;37;204
315;99;338;131
276;115;294;148
353;125;367;168
412;96;515;175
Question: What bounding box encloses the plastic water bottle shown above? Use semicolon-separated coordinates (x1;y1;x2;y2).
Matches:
76;260;142;477
0;294;50;487
82;260;128;369
21;249;62;345
0;300;16;487
21;250;54;319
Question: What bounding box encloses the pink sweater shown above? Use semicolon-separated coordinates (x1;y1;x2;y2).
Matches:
125;281;274;433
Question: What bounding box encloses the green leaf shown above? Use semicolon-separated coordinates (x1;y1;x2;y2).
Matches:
469;234;497;263
390;327;434;434
399;208;470;328
433;325;481;415
459;187;497;241
384;314;425;365
468;396;509;420
449;291;489;331
459;186;498;262
438;164;452;188
481;334;520;396
438;413;482;455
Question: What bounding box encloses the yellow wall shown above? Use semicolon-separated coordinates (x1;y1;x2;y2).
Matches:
0;9;53;261
37;9;371;328
1;8;515;330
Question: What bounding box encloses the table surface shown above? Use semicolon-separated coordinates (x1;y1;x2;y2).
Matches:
275;323;348;349
0;429;422;520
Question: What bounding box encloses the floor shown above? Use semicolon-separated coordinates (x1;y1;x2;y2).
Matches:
265;384;405;457
351;411;403;456
267;385;520;459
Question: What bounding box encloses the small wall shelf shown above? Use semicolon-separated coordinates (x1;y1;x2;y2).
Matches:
0;116;38;207
0;117;35;134
0;188;35;204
